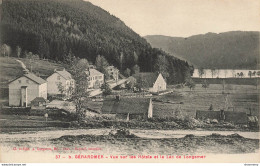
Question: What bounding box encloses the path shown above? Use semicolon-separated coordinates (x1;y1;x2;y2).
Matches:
16;59;27;70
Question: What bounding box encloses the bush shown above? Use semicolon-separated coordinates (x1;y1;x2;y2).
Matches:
210;119;219;124
184;117;204;129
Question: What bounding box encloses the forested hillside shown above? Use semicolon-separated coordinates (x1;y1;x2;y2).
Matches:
0;0;192;84
145;31;260;69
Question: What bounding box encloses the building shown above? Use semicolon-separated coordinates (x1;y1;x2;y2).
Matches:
46;68;74;96
86;69;104;89
133;72;167;92
106;66;119;81
9;72;47;107
102;96;153;120
196;110;248;125
31;97;47;110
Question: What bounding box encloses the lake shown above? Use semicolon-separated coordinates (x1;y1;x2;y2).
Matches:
192;69;260;78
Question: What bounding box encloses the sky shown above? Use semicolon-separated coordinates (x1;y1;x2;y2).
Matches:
86;0;260;37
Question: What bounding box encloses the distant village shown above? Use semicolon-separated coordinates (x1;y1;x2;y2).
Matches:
7;59;168;120
3;56;258;129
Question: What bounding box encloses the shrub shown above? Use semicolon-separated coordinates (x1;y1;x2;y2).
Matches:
184;116;204;129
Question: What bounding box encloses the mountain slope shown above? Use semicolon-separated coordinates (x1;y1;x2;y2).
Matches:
1;0;148;63
145;31;260;69
0;0;192;84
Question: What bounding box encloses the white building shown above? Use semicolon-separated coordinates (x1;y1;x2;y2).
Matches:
151;73;167;92
9;72;47;107
106;66;119;81
46;68;74;96
86;69;104;89
133;72;167;92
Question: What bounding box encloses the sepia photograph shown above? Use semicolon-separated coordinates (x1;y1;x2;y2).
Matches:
0;0;259;164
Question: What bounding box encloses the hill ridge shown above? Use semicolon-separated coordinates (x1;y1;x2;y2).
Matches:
144;31;260;69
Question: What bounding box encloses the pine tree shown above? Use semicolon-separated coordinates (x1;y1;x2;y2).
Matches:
154;55;169;81
64;49;74;65
131;64;140;75
95;55;109;79
185;79;195;91
38;36;50;59
16;46;22;58
101;81;112;97
124;68;131;77
69;58;89;122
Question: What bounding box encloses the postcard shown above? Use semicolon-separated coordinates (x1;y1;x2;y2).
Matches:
0;0;259;164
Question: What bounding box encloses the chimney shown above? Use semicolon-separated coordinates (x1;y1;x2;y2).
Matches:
116;95;120;101
54;68;57;72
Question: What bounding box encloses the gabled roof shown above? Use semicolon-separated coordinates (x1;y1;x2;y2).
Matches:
102;97;150;114
87;69;104;77
56;69;73;80
133;72;159;87
9;72;46;85
24;73;47;84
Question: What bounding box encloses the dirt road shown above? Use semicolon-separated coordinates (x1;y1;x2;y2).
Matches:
16;59;27;70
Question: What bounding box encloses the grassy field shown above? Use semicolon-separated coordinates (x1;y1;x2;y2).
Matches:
153;84;259;119
20;58;66;78
0;57;24;84
0;57;65;86
0;57;65;99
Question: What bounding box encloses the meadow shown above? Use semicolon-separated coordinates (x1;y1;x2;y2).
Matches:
153;84;259;119
0;57;64;86
0;57;65;101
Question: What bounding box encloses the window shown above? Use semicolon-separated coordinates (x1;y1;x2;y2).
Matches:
18;80;21;83
57;76;61;80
